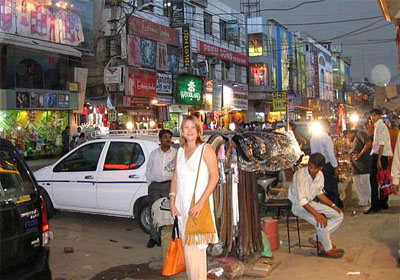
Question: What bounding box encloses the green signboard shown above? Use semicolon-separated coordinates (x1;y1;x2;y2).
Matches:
176;75;203;105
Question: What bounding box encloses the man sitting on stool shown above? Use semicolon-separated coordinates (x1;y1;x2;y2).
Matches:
288;153;345;258
145;129;177;248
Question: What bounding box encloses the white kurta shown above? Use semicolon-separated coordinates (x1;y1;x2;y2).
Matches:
175;143;218;249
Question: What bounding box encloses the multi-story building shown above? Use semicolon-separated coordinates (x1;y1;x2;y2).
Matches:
89;0;248;131
0;0;96;157
247;17;295;122
295;32;334;119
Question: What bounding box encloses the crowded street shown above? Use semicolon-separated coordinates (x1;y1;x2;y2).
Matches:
1;0;400;279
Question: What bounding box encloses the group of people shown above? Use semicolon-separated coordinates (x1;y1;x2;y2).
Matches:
61;126;87;154
288;108;400;259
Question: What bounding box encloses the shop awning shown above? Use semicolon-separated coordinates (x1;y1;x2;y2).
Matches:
0;33;82;58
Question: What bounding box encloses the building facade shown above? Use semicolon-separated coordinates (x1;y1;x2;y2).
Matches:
0;0;95;157
88;0;248;131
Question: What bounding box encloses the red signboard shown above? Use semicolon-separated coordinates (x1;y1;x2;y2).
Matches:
126;68;157;97
199;41;248;66
127;16;180;47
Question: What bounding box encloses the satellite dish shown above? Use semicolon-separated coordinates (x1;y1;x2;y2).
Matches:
371;64;391;86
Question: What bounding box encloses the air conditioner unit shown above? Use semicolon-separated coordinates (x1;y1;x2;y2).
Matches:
210;58;220;65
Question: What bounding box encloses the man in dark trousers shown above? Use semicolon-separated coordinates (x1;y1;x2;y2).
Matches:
310;120;340;205
61;126;70;154
364;109;393;214
145;129;177;248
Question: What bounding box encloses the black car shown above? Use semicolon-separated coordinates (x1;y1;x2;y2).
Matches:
0;138;52;280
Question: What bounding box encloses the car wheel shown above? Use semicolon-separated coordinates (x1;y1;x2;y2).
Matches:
138;203;151;234
33;262;52;280
42;190;56;219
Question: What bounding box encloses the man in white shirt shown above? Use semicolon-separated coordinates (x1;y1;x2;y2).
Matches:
365;109;393;214
145;129;177;248
310;120;340;205
391;133;400;267
289;153;344;258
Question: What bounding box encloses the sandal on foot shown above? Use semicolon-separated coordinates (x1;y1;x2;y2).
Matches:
320;248;344;259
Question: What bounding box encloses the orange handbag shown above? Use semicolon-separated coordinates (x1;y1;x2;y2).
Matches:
162;217;186;276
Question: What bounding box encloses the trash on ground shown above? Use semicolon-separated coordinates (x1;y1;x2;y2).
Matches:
63;247;74;254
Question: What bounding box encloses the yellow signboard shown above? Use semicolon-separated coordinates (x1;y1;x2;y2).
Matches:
272;92;287;112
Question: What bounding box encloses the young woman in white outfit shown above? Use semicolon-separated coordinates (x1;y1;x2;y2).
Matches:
169;115;219;280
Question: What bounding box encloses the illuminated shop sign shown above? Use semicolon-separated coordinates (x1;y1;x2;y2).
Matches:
15;91;72;110
249;34;263;56
125;68;157;97
176;75;203;105
199;41;248;66
182;24;191;67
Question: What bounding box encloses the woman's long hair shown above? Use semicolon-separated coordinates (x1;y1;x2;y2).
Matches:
179;115;205;147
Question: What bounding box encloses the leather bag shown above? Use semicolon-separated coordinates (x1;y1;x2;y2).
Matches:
184;144;217;245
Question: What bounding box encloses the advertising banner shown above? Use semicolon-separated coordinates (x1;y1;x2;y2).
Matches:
223;85;234;109
156;43;168;71
182;24;191;67
313;53;320;97
0;0;85;46
249;34;263;56
104;67;123;84
123;96;150;109
156;73;173;94
226;20;239;44
171;0;184;28
141;39;156;69
128;35;141;67
233;83;248;110
189;0;207;7
176;75;203;105
168;45;180;73
126;68;157;97
157;95;173;105
127;16;180;46
199;41;248;66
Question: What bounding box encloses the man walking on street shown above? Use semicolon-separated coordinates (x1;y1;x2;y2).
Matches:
288;153;344;258
344;129;372;207
364;109;393;214
310;120;340;205
145;129;177;248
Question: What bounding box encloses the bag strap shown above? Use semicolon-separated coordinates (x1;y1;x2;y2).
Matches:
172;216;179;240
191;144;206;204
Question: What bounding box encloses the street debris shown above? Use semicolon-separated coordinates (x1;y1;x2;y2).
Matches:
63;247;74;254
346;271;361;275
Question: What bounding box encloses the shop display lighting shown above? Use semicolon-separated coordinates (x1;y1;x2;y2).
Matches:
55;1;73;9
151;99;158;105
350;113;360;124
17;126;22;131
126;122;134;130
149;120;156;128
310;121;323;136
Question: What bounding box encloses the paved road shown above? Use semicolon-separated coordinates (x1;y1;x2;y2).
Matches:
47;195;400;280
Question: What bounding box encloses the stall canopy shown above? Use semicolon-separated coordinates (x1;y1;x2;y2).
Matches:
0;33;82;58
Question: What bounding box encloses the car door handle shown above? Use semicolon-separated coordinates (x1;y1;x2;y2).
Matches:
84;175;94;179
129;174;139;179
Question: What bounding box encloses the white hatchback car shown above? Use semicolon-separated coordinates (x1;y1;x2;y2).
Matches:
34;138;159;233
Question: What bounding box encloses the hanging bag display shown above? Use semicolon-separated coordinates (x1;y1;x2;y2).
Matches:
162;217;186;276
184;144;217;245
377;168;395;197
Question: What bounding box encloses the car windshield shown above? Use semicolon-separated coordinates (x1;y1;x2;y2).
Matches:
0;150;35;207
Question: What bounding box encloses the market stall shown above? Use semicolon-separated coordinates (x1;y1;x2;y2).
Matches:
206;129;302;261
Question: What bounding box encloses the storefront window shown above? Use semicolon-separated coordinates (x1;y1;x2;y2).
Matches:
0;110;68;157
16;59;43;89
250;63;268;86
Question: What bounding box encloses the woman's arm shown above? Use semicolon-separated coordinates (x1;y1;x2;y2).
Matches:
169;157;180;218
189;144;219;217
